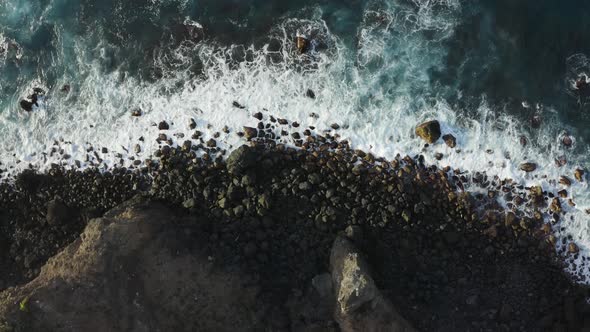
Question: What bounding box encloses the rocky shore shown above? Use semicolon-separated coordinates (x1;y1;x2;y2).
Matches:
0;115;589;331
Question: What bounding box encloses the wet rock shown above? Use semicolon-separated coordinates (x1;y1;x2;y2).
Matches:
134;144;141;154
550;198;562;213
19;100;34;112
519;163;537;172
46;199;69;226
531;114;542;128
131;109;142;117
575;169;585;182
568;242;579;254
158;121;170;130
296;35;309;54
189;118;197;129
442;134;457;148
206;139;217;148
520;136;528;147
306;89;316;99
555;155;567;167
232;101;245;109
331;123;340;130
559;176;572;186
562;134;573;147
558;189;568;198
226;145;256;176
253;112;263;120
243;127;258;140
415;120;441;144
435;153;443;160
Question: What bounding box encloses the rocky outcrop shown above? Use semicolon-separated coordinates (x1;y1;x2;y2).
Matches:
331;235;416;332
0;197;262;332
226;145;257;176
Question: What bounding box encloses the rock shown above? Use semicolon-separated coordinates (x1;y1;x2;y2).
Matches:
182;198;196;209
330;236;416;332
158;121;170;130
189;118;197;129
46;199;69;226
550;198;562;213
331;123;340;130
206;139;217;148
182;140;192;151
134;144;141;154
131;109;142;117
434;153;443;160
568;242;579;254
232;101;245;109
520;136;528;147
243;127;257;140
19;100;34;112
562;134;573;147
519;163;537;172
253;112;263;120
575;169;585;182
559;176;572;186
296;35;309;54
226;145;256;176
0;199;262;331
558;189;568;198
299;182;311;191
415;120;441;144
306;89;316;99
442;134;457;148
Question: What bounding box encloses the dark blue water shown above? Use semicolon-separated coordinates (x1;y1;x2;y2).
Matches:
2;0;590;280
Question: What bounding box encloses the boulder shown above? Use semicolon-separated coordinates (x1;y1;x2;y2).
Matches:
158;121;170;130
226;145;257;176
0;198;262;331
243;127;257;140
575;169;585;182
519;163;537;172
330;236;416;332
415;120;441;144
442;134;457;148
46;199;69;226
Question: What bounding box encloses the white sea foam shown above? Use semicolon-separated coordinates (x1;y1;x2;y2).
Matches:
1;0;590;282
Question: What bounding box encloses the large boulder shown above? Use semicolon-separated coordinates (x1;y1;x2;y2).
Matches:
330;236;416;332
226;145;257;176
0;198;262;332
415;120;441;144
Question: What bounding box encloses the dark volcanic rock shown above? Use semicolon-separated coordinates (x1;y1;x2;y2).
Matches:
226;145;256;176
46;199;69;226
243;127;257;140
158;121;170;130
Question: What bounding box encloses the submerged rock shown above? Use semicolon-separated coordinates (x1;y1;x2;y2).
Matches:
415;120;441;144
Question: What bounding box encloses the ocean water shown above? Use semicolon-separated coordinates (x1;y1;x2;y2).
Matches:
2;0;590;281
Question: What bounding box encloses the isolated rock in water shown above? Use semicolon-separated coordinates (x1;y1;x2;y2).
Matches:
575;168;585;182
158;121;170;130
306;89;316;99
0;198;261;332
563;134;573;147
19;100;34;112
442;134;457;148
519;162;537;172
330;236;416;332
227;145;257;176
46;199;69;226
131;109;142;117
531;114;542;128
415;120;441;144
243;126;258;140
559;176;572;186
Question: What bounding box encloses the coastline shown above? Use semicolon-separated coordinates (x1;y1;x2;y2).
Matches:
0;115;589;330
